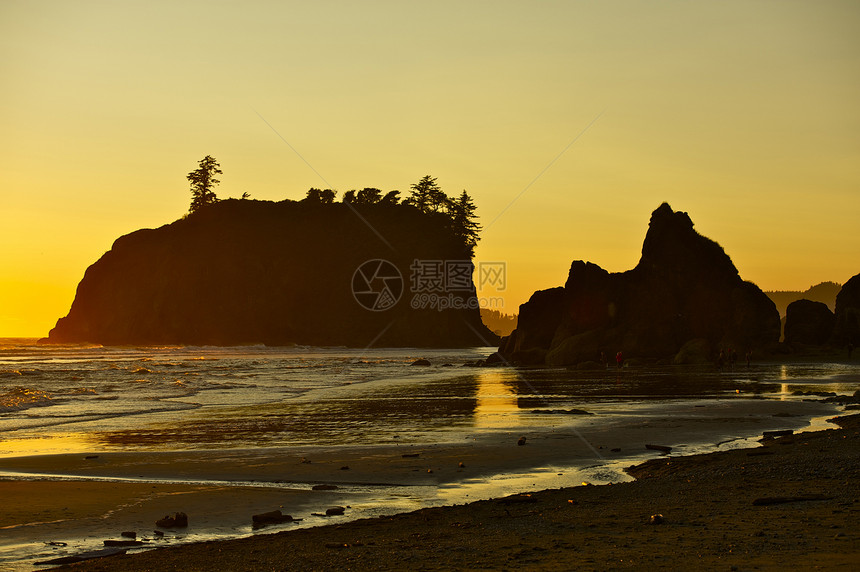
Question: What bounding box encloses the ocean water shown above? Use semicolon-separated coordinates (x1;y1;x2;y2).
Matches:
0;342;516;456
1;339;858;458
1;338;859;569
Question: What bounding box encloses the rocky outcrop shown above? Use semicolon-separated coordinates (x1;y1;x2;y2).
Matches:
832;273;860;347
784;300;835;346
44;199;495;347
499;287;565;364
765;281;841;317
501;203;780;366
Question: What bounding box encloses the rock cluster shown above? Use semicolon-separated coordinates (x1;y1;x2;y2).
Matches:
781;273;859;351
500;203;781;366
155;512;188;528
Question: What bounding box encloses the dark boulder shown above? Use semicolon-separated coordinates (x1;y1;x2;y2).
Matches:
784;299;835;346
672;338;712;365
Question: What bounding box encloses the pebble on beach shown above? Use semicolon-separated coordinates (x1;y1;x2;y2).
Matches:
311;484;338;491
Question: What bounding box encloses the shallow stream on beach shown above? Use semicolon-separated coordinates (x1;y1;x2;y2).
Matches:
1;339;858;569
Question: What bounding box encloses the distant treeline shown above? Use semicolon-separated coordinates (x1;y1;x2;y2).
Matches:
480;309;518;337
184;155;482;259
301;175;481;257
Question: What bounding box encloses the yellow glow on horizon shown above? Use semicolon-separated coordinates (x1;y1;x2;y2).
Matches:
2;1;859;336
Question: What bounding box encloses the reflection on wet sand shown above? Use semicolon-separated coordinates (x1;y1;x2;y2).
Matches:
472;370;519;429
82;363;859;453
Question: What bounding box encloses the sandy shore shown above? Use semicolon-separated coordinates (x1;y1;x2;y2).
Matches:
41;414;858;571
0;397;853;570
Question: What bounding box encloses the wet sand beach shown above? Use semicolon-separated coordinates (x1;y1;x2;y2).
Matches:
1;397;855;570
44;414;859;571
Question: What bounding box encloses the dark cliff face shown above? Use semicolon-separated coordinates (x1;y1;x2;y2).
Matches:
832;273;860;346
784;299;836;346
502;203;781;365
46;199;496;347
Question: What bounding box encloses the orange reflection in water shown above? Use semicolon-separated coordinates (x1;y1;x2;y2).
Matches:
0;433;94;459
472;369;520;429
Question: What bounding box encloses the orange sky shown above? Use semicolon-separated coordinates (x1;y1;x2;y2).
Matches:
2;1;859;337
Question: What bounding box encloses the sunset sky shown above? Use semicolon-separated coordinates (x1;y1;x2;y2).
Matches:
2;1;859;337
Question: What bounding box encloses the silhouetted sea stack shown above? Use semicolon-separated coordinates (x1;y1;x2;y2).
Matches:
44;199;495;347
500;203;781;366
784;300;835;347
832;273;860;347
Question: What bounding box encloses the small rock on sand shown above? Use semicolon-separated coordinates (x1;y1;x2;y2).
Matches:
156;512;188;528
252;510;294;527
645;444;672;453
